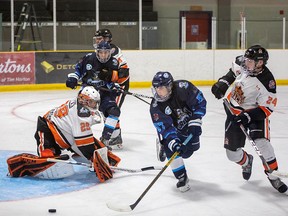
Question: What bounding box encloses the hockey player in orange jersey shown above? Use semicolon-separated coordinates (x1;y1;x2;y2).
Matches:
211;45;287;193
7;86;120;182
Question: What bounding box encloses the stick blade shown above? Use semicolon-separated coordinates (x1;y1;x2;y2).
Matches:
106;202;133;212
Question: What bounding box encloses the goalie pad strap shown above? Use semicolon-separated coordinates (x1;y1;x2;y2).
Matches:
108;151;121;167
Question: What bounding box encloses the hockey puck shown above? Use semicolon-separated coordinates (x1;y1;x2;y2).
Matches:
48;209;56;213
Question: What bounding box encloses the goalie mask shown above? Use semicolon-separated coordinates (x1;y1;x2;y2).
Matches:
96;41;112;63
151;71;174;102
78;86;100;113
242;45;269;76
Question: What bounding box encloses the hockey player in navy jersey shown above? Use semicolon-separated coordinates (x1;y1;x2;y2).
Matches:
211;45;287;193
150;71;207;192
66;41;129;150
93;29;124;63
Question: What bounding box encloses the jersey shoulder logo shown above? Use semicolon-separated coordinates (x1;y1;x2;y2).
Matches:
86;64;92;71
269;80;276;89
178;81;189;89
165;106;172;115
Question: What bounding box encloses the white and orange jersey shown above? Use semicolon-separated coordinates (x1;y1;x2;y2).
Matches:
227;67;277;118
43;99;98;152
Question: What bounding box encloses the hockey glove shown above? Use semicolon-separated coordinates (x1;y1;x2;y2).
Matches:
188;119;202;136
66;73;79;89
232;112;251;126
106;82;122;95
98;68;113;81
169;139;187;154
211;79;230;99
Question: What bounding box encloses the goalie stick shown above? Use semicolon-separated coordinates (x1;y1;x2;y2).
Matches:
223;98;288;178
106;134;193;212
46;157;162;173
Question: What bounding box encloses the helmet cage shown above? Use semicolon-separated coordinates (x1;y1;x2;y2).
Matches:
96;41;112;63
151;71;174;102
78;87;100;112
93;36;104;49
152;83;173;102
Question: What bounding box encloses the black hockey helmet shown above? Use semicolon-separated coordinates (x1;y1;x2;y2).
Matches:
152;71;174;102
244;45;269;65
95;29;112;42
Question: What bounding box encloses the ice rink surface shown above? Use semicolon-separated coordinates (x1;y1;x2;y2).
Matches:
0;86;288;216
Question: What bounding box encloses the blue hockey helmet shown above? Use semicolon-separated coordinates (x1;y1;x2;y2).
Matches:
151;71;174;102
96;41;112;63
152;71;174;88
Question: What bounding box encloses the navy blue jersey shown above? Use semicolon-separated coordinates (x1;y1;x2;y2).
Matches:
74;52;120;84
150;80;206;143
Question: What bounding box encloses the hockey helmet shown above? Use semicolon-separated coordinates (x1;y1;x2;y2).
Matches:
93;29;113;48
78;86;100;112
151;71;174;102
244;45;269;65
96;41;112;63
243;45;269;75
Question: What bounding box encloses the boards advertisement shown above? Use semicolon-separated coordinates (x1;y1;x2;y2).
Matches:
0;52;35;85
0;51;91;85
35;51;88;84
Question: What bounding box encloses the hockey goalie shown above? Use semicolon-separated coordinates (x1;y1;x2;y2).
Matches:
7;86;120;182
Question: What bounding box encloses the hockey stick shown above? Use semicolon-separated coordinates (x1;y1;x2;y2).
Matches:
79;82;152;105
98;86;152;105
223;98;288;178
106;134;193;212
124;92;151;105
46;157;162;173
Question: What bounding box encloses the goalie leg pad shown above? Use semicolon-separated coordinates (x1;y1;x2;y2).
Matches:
93;149;113;183
34;162;75;179
7;153;55;177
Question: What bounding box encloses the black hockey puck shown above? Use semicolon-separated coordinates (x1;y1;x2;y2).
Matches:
48;209;56;213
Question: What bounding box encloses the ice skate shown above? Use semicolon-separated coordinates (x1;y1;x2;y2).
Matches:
176;174;190;192
108;133;123;150
242;154;253;180
267;175;287;193
156;138;166;162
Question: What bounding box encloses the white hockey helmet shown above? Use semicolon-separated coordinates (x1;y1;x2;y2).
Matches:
78;86;100;112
